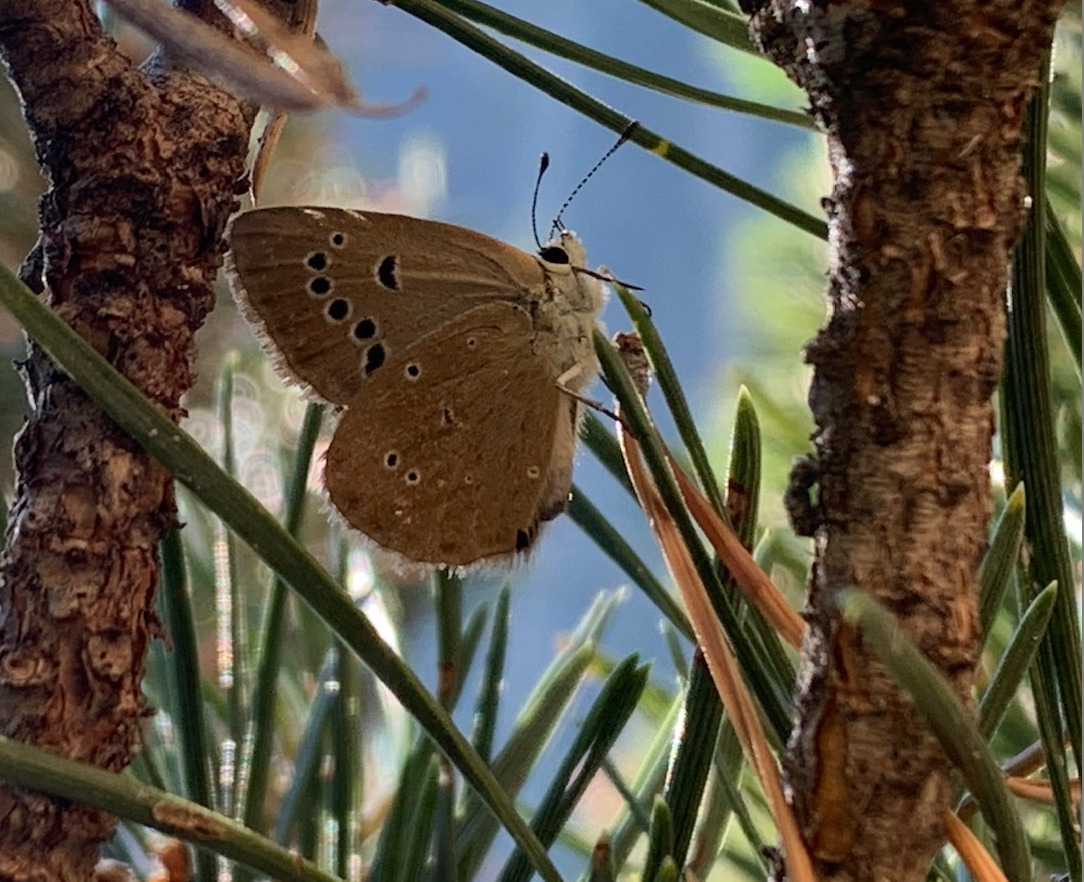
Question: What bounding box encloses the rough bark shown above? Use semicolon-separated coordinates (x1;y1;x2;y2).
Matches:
744;2;1063;880
0;2;256;878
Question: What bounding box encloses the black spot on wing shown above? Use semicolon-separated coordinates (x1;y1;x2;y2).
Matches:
353;318;376;341
326;298;350;322
363;343;386;376
376;255;399;291
308;276;332;297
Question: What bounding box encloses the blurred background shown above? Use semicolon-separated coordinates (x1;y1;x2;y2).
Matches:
0;1;1079;876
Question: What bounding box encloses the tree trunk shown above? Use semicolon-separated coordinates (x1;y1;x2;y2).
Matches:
745;2;1063;879
0;3;254;878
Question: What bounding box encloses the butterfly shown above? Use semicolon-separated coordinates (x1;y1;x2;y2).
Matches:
225;207;605;567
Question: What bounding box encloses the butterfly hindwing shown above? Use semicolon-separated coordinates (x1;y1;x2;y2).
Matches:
324;301;569;566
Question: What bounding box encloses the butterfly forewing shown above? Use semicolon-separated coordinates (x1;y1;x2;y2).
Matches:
325;301;566;566
225;207;548;405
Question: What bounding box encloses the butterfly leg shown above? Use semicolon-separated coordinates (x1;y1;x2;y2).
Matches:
556;382;625;429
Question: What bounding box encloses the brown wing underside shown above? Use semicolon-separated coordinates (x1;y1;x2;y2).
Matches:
225;208;547;405
324;302;574;566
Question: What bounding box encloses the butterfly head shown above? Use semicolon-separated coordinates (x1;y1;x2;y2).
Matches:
537;229;587;274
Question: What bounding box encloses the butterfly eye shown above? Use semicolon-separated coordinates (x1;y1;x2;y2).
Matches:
538;245;569;265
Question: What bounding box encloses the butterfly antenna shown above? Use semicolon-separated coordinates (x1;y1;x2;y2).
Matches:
531;153;550;251
549;121;639;239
